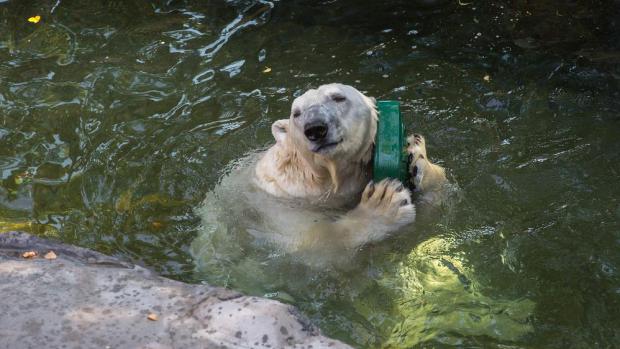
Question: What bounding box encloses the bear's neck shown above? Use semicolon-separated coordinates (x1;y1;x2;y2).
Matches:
308;151;370;195
255;142;372;201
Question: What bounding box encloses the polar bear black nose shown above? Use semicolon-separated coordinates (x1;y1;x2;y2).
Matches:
304;122;329;142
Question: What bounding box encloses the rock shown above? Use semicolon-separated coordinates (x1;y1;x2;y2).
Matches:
0;231;353;349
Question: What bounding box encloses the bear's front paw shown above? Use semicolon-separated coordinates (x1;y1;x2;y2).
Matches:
407;134;427;191
358;179;416;226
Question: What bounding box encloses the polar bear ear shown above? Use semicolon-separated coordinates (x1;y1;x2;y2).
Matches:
271;119;289;144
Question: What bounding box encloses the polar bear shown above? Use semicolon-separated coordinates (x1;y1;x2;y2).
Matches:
192;83;447;266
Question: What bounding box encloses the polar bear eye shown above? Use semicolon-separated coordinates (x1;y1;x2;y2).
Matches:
293;109;301;118
331;94;346;103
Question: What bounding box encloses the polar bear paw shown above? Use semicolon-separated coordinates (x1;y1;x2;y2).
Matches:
358;179;416;226
407;134;428;191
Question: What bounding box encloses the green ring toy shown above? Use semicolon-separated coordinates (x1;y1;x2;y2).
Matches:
373;100;409;183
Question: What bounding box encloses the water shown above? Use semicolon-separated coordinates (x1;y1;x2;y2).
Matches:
1;0;619;347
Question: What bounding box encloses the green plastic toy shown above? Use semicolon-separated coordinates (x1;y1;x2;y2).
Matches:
373;100;409;183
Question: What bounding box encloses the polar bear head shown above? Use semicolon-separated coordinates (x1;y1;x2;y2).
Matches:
272;83;378;166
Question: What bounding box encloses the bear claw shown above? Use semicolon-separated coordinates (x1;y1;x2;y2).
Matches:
358;179;415;225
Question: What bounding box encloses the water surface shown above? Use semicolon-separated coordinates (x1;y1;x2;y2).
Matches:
1;0;619;347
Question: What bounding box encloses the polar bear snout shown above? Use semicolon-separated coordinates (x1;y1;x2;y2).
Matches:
300;104;343;153
304;121;328;142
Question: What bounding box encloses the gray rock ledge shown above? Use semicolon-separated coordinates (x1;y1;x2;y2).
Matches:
0;231;353;349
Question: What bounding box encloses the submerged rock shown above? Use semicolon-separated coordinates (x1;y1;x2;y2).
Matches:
0;231;352;349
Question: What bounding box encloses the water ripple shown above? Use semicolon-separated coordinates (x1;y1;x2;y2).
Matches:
197;1;273;60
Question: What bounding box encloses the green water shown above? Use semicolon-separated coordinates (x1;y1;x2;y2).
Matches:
1;0;619;347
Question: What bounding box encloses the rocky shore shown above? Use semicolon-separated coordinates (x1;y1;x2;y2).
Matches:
0;231;352;349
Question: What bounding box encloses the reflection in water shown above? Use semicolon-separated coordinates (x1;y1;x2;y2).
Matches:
385;237;534;347
1;0;619;347
10;23;76;65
